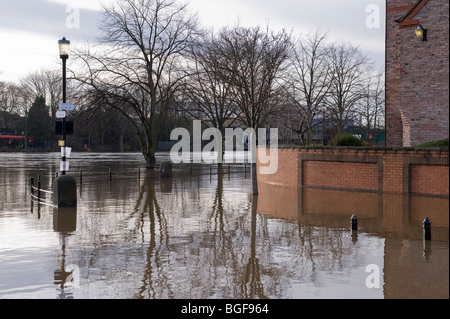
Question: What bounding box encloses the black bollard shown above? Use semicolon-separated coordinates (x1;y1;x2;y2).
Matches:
423;217;431;240
160;161;173;179
351;214;358;231
80;170;82;184
31;177;34;195
109;168;112;182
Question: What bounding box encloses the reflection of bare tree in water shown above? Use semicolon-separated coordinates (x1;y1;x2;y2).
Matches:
240;195;267;299
295;221;349;286
132;171;170;298
200;167;239;297
209;168;230;266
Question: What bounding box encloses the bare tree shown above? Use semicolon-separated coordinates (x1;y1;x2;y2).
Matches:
286;30;333;145
208;24;292;194
181;30;240;164
0;82;22;133
327;42;372;137
214;25;292;131
19;69;62;120
357;71;385;143
73;0;201;169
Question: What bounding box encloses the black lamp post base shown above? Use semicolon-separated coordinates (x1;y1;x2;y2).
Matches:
53;175;77;208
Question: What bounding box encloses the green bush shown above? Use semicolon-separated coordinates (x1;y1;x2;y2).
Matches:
329;134;365;146
419;138;449;148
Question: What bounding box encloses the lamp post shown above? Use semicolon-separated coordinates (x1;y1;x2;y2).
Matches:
58;37;70;175
53;37;76;208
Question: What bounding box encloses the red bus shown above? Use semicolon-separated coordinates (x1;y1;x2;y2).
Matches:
0;135;25;145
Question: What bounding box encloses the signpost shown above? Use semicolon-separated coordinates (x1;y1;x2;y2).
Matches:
56;104;75;174
55;121;73;135
59;103;76;111
56;110;66;118
61;147;72;158
60;161;70;172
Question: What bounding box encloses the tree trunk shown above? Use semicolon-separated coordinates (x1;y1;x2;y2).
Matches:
251;162;258;195
119;122;124;153
146;155;156;170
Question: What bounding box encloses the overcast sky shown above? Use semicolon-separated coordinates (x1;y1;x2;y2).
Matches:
0;0;386;83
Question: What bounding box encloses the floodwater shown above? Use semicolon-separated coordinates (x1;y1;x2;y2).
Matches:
0;152;448;299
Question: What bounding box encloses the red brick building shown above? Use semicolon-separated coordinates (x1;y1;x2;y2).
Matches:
386;0;449;147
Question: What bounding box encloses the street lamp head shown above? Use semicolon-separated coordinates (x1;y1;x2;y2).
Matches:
58;37;70;59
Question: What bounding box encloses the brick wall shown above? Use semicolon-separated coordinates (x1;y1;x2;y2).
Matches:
256;147;298;188
410;164;449;196
303;161;378;191
257;147;449;197
386;0;449;147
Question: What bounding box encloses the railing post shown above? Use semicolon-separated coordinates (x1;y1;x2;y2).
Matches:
37;174;41;200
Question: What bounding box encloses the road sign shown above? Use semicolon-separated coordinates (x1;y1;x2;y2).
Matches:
56;110;66;118
59;103;75;111
55;121;74;135
61;147;72;158
60;160;70;172
58;140;65;147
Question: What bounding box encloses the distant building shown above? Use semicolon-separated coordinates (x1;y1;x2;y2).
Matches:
386;0;449;147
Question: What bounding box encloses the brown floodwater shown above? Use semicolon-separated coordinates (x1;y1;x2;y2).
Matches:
0;152;448;299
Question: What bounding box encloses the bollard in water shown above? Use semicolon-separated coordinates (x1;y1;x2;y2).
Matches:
160;161;172;178
350;214;358;231
423;217;431;240
31;177;34;195
53;175;77;208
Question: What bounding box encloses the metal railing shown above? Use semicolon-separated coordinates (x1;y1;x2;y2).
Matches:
30;174;53;206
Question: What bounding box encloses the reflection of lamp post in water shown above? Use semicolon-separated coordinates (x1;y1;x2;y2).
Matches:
53;207;78;299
